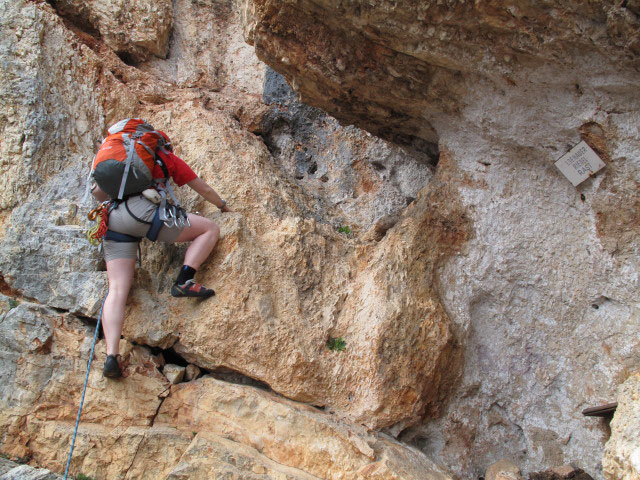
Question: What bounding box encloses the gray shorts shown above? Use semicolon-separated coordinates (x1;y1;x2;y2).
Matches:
103;195;186;262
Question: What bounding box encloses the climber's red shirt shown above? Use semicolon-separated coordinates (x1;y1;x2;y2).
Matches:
153;150;198;187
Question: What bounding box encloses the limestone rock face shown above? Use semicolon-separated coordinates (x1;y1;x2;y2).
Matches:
0;462;61;480
260;68;436;228
485;459;523;480
0;298;453;480
106;97;461;430
243;0;640;147
164;364;186;384
0;297;170;466
0;182;107;315
157;377;453;480
242;1;640;478
141;0;265;92
1;0;639;479
53;0;173;62
603;372;640;480
0;0;460;477
0;3;454;434
0;0;125;217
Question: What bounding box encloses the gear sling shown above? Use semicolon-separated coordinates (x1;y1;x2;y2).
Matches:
88;119;190;245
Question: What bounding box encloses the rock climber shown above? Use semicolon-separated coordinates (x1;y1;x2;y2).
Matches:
90;124;230;379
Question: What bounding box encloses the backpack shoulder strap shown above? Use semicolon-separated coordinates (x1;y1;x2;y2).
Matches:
117;133;138;200
138;140;156;159
155;150;171;179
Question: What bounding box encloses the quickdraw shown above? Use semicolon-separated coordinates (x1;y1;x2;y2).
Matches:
159;204;190;229
86;202;110;246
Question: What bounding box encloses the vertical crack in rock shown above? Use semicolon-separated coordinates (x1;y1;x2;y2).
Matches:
122;432;146;479
150;387;171;427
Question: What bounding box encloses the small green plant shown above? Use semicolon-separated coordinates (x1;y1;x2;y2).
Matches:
7;299;19;310
327;337;347;352
337;225;352;235
76;474;95;480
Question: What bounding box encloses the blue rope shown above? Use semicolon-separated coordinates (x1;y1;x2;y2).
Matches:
63;293;107;480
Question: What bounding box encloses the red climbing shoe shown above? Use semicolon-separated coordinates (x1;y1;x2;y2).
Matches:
171;279;215;298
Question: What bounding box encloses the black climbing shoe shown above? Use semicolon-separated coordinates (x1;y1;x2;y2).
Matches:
103;354;122;378
171;279;215;298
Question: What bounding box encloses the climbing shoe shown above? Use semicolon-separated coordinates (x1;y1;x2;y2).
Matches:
171;279;215;298
103;354;122;378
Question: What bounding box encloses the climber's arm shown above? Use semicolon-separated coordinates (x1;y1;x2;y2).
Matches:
187;177;230;212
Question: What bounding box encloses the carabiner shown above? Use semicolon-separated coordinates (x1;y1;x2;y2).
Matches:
162;206;176;228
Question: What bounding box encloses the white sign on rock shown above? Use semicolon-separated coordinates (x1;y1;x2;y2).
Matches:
555;140;606;186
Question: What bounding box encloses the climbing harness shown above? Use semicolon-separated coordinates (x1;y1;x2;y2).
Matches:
86;202;110;245
63;292;107;480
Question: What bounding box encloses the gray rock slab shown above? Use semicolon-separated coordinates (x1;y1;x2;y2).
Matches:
0;464;61;480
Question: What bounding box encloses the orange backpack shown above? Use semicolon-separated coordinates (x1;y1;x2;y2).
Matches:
92;119;170;199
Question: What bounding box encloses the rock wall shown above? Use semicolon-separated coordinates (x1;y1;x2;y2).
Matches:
260;67;436;228
0;0;459;478
0;457;61;479
0;296;451;479
243;1;640;478
603;371;640;480
0;0;639;479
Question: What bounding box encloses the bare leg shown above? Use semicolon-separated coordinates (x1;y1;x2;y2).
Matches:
174;214;220;269
103;258;136;356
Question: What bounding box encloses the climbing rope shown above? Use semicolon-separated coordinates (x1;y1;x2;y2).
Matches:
86;202;110;246
63;292;107;480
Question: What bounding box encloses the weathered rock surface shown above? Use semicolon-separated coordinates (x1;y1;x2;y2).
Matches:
1;0;639;479
486;459;523;480
141;0;265;93
164;364;186;384
82;92;458;430
158;377;453;480
0;461;61;480
53;0;173;62
0;173;107;315
0;0;461;477
242;1;640;478
260;67;435;228
184;363;200;381
0;298;453;479
0;0;121;218
243;0;640;148
1;0;444;432
603;371;640;480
